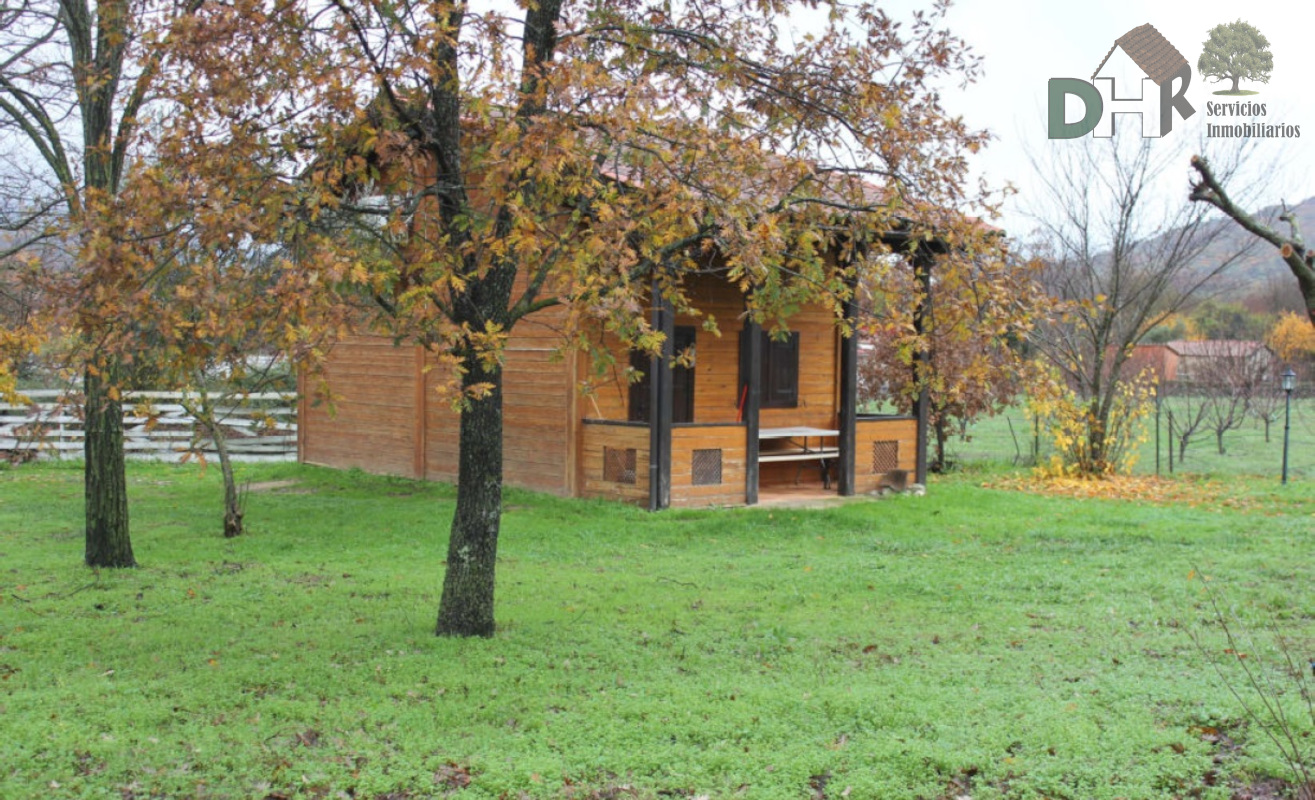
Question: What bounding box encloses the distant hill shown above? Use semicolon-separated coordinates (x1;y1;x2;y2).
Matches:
1185;195;1315;312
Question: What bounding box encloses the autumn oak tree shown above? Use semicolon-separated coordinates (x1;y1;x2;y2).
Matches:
180;0;996;636
112;0;358;540
0;0;211;567
858;245;1042;472
1269;311;1315;369
2;0;351;551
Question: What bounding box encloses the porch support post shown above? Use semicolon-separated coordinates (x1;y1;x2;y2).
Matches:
838;279;859;496
744;318;762;506
911;245;934;487
649;278;674;511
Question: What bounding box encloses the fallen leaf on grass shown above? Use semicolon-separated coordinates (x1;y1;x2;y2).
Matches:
433;761;472;790
983;474;1263;511
809;771;830;799
293;729;320;748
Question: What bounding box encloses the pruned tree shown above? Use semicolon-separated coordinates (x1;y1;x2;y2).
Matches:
1198;20;1273;94
178;0;994;635
1165;381;1212;463
1196;341;1268;454
1025;136;1259;475
1249;378;1283;442
1189;157;1315;329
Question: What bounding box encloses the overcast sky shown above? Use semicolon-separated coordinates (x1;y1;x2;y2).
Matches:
885;0;1315;236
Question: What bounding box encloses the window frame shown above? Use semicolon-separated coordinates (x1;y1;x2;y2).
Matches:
628;325;696;424
738;328;800;410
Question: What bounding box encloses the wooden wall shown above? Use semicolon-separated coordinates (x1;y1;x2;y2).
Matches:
578;339;631;421
853;417;918;493
300;338;418;477
299;273;888;508
677;278;747;425
581;274;841;432
301;318;576;496
421;312;576;496
578;421;649;504
670;424;748;507
758;303;840;431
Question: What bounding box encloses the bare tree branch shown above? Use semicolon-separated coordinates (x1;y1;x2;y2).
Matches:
1189;154;1315;327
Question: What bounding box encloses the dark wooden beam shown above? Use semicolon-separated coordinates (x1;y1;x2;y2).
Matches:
838;278;859;495
744;319;762;506
912;246;933;487
649;280;674;511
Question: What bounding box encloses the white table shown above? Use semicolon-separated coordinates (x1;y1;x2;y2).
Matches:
758;427;840;487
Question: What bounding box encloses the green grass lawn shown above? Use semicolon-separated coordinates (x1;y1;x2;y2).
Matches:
2;461;1313;799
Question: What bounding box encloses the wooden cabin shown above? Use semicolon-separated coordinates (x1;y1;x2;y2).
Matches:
298;267;927;509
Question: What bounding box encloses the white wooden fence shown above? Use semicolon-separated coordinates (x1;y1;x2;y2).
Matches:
0;390;297;463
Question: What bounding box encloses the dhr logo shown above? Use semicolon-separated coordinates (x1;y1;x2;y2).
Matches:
1048;23;1196;139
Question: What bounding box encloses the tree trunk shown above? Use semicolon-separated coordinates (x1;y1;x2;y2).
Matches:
83;368;134;568
217;438;243;538
1263;418;1271;443
1230;75;1239;92
436;356;504;638
208;417;243;539
1215;429;1226;455
932;416;948;473
181;380;244;538
1085;400;1108;474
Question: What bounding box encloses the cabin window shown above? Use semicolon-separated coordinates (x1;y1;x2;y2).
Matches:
738;329;800;409
628;326;696;424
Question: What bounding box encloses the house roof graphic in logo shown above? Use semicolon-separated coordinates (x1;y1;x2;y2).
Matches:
1091;24;1188;85
1048;22;1195;139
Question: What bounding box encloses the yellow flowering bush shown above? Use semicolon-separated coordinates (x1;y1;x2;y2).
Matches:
1026;362;1156;478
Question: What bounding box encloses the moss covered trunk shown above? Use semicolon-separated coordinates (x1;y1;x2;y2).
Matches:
83;368;134;568
435;356;504;637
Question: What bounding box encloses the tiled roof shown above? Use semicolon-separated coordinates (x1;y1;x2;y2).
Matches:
1113;24;1188;86
1165;340;1267;358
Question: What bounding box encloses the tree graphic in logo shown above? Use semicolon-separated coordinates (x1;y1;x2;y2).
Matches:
1198;20;1273;95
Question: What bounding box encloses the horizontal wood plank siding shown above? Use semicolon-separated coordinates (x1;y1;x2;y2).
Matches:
579;423;649;505
423;338;574;495
854;417;918;493
670;424;746;507
422;362;459;483
677;277;744;425
301;270;861;510
583;275;841;434
759;304;838;431
306;327;574;496
301;338;417;477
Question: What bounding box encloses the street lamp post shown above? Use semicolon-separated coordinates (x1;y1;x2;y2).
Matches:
1281;368;1296;485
